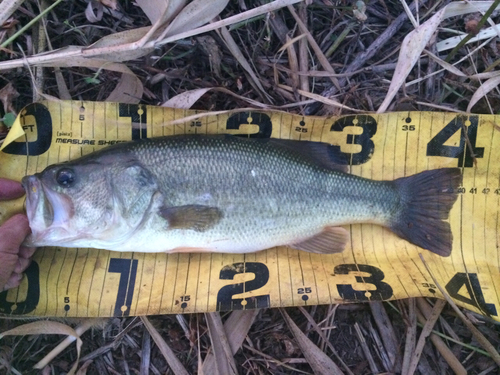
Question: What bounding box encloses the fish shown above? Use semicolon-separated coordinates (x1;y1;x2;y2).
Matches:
21;135;462;256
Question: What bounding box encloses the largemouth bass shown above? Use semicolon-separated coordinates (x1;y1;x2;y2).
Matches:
22;135;461;256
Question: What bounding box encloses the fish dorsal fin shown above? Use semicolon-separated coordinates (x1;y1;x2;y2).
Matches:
264;138;348;172
159;204;223;232
291;226;349;254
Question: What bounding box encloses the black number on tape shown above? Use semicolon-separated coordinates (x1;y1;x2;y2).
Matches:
2;103;52;156
298;287;312;294
426;115;483;167
333;264;393;301
108;258;138;317
0;261;40;315
119;104;147;140
226;112;272;138
445;272;497;316
216;262;270;311
330;115;377;165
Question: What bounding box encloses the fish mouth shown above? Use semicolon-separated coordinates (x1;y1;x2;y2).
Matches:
22;175;74;246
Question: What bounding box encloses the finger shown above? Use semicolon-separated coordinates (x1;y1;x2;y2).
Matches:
0;252;19;291
3;273;23;291
19;246;37;259
0;214;31;255
14;257;31;274
0;178;25;201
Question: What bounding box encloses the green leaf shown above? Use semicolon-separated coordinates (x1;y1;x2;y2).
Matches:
3;112;16;128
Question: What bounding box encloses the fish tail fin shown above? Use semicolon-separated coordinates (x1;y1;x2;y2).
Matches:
389;168;462;257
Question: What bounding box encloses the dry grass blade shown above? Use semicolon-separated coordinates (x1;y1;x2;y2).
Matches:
34;318;107;370
401;299;417;375
297;306;353;375
0;0;25;26
423;49;466;77
369;301;401;372
419;254;500;366
218;25;272;102
84;27;154;61
0;320;83;375
285;35;300;99
354;322;379;373
407;299;446;374
141;316;190;375
202;309;259;373
140;327;151;375
205;312;238;375
416;298;467;374
281;308;344;375
298;4;310;100
287;5;339;89
278;83;360;112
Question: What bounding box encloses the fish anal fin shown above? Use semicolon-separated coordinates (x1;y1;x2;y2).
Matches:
160;204;223;232
291;226;349;254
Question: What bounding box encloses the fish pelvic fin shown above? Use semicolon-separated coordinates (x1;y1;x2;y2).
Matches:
389;168;462;257
160;204;223;232
291;226;349;254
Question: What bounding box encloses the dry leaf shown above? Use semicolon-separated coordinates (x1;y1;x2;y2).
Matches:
85;1;103;23
164;0;230;37
0;82;19;113
377;8;446;113
136;0;186;25
467;74;500;112
106;71;143;103
436;24;500;52
99;0;118;11
162;87;270;109
378;1;500;113
196;35;222;78
162;88;211;109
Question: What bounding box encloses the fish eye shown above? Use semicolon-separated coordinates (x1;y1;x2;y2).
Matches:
56;168;75;187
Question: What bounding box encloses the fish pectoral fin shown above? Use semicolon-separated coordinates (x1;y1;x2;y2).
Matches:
159;204;223;232
291;226;349;254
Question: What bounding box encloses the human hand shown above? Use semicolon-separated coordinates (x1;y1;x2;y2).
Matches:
0;178;36;291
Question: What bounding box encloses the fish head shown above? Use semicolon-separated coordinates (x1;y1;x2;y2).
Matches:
22;153;159;248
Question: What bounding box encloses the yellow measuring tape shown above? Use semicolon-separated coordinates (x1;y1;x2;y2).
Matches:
0;101;498;319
